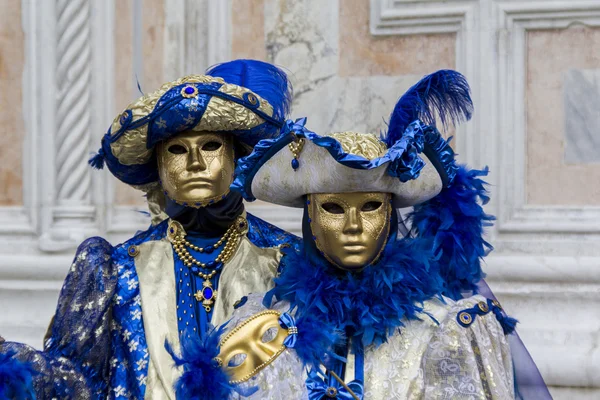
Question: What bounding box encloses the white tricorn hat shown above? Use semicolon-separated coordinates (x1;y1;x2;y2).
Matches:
232;70;472;208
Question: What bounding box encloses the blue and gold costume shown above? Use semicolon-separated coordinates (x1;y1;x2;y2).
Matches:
0;60;300;399
197;70;550;399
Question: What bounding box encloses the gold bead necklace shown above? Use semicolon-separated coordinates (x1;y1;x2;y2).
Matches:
167;216;248;312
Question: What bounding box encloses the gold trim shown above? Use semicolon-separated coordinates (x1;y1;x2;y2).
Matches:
288;137;305;162
478;301;489;313
127;245;140;257
181;84;199;98
246;93;258;105
459;311;473;325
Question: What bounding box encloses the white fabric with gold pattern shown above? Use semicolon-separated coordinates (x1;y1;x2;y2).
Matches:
222;294;514;400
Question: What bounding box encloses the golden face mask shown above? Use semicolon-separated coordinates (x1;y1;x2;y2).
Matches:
157;130;235;206
308;192;392;270
216;310;289;384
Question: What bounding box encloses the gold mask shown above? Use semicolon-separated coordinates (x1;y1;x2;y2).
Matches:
308;192;392;270
157;130;235;206
216;310;289;384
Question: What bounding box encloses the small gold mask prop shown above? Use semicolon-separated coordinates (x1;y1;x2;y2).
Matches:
216;310;289;383
157;131;235;206
308;192;392;270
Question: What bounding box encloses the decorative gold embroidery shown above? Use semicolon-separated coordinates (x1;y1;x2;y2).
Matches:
327;132;387;160
459;311;473;325
468;331;493;400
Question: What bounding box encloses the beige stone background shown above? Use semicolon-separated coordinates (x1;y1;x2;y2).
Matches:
1;0;599;398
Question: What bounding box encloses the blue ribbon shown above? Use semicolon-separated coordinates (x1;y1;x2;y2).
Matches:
387;120;426;182
282;117;308;137
278;312;298;348
306;369;364;400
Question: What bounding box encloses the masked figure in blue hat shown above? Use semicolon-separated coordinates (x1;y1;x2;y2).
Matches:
0;60;301;399
170;71;551;399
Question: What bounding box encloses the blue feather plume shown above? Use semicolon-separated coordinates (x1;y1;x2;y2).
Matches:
0;349;37;400
408;165;495;300
206;59;292;122
384;70;473;147
165;326;248;400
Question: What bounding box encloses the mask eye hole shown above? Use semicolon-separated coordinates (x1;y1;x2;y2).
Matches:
202;141;222;151
227;353;247;368
167;144;187;154
361;201;382;212
321;202;344;214
261;327;279;343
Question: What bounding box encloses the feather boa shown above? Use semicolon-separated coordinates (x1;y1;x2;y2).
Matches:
0;349;37;400
265;238;444;357
409;165;495;300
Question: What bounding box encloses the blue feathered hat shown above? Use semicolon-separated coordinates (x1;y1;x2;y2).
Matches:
233;70;471;209
90;59;292;188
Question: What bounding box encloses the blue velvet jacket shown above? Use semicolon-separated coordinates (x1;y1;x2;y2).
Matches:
0;213;298;400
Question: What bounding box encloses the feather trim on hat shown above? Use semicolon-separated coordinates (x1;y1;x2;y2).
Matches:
383;69;473;147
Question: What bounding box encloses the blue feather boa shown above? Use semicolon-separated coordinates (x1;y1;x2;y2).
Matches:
409;165;495;300
265;238;444;360
0;349;37;400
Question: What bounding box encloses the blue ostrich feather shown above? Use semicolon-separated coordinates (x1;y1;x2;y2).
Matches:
291;313;346;367
0;349;37;400
408;165;495;300
165;325;255;400
206;59;293;122
384;70;473;147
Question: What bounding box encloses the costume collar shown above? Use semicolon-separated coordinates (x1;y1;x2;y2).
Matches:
264;238;444;348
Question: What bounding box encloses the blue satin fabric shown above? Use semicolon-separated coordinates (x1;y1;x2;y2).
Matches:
246;212;302;250
305;332;365;400
278;313;298;348
306;369;364;400
232;118;458;202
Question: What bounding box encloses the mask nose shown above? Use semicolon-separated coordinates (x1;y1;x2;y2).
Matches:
187;146;207;171
342;207;363;235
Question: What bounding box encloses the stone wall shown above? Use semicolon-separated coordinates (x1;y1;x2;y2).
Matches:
0;0;598;398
